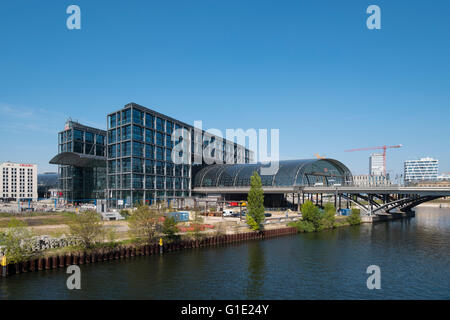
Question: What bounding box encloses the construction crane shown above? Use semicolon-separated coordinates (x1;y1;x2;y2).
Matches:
344;144;403;176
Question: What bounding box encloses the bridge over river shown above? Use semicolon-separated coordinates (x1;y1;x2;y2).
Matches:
193;186;450;216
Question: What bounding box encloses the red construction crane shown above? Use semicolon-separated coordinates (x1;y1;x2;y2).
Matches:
344;144;403;176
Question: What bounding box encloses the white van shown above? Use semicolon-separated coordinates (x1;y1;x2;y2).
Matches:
223;209;235;217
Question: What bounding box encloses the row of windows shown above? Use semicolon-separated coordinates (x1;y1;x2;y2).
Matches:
108;159;189;176
108;142;179;161
108;174;189;190
109;108;182;135
107;126;183;146
59;129;105;145
59;141;106;156
1;194;34;198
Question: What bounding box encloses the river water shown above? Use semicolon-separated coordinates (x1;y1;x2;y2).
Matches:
0;207;449;300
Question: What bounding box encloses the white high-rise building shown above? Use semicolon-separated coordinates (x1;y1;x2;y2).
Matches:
404;157;439;183
370;153;384;176
1;162;38;201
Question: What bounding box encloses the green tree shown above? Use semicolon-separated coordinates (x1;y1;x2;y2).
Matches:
128;205;163;243
162;216;179;241
246;171;265;231
301;200;322;231
68;210;105;248
347;208;362;225
321;203;336;229
0;219;34;263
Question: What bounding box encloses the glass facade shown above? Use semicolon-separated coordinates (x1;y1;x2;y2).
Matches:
193;159;353;188
106;103;254;208
56;121;107;202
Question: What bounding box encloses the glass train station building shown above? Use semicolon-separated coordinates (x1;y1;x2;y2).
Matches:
50;121;107;202
50;102;353;208
50;102;254;207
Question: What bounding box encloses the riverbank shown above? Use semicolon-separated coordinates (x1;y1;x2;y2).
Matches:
1;226;298;278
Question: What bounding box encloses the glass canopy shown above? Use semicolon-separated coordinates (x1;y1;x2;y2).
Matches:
193;159;353;188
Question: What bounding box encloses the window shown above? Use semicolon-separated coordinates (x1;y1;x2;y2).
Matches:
96;145;104;156
121;126;131;141
133;174;143;188
133;109;143;125
166;121;173;134
108;175;116;188
109;160;116;174
166;163;174;175
145;176;154;189
145;113;154;128
109;114;116;128
133;158;143;173
108;145;117;158
73;129;83;141
145;160;154;174
122;142;131;156
74;141;83;153
122;174;131;188
165;148;172;162
156;161;164;175
156;117;165;132
145;129;154;144
156;147;164;160
156;132;164;146
85;132;94;143
122;158;131;172
133;142;143;157
108;129;116;144
96;135;105;145
122;108;131;125
133;125;143;141
156;176;164;189
145;144;154;158
166;134;173;148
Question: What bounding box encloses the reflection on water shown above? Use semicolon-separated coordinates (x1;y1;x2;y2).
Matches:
246;242;265;299
0;207;449;300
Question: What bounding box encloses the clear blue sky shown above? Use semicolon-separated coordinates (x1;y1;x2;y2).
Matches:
0;0;449;176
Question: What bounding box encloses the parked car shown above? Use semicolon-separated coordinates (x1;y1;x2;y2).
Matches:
223;210;234;217
264;213;272;217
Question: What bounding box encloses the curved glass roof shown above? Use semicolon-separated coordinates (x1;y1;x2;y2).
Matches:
49;152;106;168
193;159;353;188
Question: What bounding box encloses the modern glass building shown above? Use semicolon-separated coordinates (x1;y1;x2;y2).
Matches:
50;121;107;202
193;159;353;188
106;102;254;207
192;159;353;208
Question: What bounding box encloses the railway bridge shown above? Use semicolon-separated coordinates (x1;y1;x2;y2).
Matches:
193;185;450;216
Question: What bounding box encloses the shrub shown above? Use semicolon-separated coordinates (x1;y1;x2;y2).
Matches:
0;219;34;263
162;216;179;241
347;208;362;225
301;201;322;231
321;203;336;229
128;205;162;243
292;220;316;233
68;210;106;248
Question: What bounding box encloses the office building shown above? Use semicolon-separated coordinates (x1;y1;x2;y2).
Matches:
106;102;254;207
1;162;37;201
50;120;107;202
404;157;439;183
369;153;384;176
352;174;391;187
